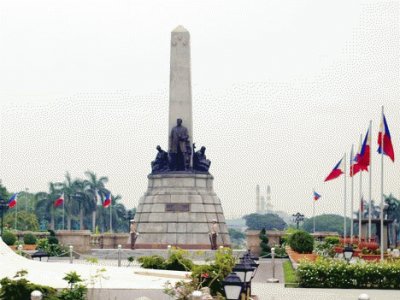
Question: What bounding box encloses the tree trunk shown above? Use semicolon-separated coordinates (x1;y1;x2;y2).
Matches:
80;208;84;230
50;207;55;230
92;210;96;233
67;215;72;230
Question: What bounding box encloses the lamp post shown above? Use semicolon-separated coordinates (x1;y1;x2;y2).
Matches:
222;272;243;300
0;195;9;237
292;212;304;229
343;245;354;263
233;261;254;299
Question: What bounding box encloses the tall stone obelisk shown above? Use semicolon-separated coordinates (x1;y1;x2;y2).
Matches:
169;25;193;149
133;26;230;250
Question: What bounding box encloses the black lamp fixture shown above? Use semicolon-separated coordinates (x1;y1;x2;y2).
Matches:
343;245;354;263
222;272;243;300
0;195;9;237
292;212;305;229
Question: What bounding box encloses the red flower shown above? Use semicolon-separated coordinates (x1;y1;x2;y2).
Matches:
201;273;209;279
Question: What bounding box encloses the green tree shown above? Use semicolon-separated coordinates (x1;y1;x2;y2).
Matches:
35;182;63;230
83;171;109;232
302;214;351;235
243;213;287;230
4;211;39;231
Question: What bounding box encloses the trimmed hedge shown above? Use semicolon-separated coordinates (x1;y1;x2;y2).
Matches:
23;233;37;245
2;231;17;246
288;230;314;254
297;258;400;289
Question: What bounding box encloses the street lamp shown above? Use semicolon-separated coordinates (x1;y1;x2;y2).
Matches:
292;212;305;229
343;245;354;263
0;195;9;236
222;272;243;300
233;261;254;299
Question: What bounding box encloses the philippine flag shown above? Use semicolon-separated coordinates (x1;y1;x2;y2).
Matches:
8;193;18;208
103;192;111;208
356;129;371;172
378;114;394;162
54;193;64;207
324;158;344;182
313;191;321;201
349;145;360;177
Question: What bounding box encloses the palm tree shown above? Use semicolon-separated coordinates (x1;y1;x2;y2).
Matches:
73;179;95;230
35;182;63;230
61;172;79;230
84;171;109;232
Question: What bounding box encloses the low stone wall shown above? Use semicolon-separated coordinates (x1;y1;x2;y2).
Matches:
56;230;92;253
15;231;50;241
246;230;285;255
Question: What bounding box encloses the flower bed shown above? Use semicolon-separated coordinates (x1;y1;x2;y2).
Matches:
297;258;400;289
286;247;317;264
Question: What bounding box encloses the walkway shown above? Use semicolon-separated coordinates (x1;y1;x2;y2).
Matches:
252;259;400;300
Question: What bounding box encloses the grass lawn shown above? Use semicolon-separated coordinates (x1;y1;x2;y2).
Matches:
283;260;298;287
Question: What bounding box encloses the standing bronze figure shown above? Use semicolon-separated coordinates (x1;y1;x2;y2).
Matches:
169;118;189;171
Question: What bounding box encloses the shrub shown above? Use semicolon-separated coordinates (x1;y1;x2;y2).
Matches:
138;255;166;269
36;237;66;256
0;270;58;300
297;258;400;289
165;247;236;298
164;248;193;271
2;231;17;246
288;230;314;254
259;228;271;256
324;236;340;245
47;236;59;245
23;233;37;245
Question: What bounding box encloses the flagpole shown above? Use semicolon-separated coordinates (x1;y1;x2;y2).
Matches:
350;144;354;243
343;152;347;240
62;194;65;230
313;198;316;233
15;199;18;230
110;201;113;233
380;106;384;261
368;120;372;241
359;134;363;243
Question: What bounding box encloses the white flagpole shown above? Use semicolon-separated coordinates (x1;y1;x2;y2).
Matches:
15;197;18;230
350;144;354;243
380;106;384;261
62;194;65;230
110;197;113;233
359;134;363;243
343;153;347;240
313;196;316;233
368;120;372;241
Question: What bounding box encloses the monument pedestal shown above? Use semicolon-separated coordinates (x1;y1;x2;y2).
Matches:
134;172;231;249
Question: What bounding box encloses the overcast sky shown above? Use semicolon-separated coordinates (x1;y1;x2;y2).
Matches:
0;0;399;219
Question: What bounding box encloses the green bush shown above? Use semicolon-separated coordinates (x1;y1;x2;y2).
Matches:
164;248;194;271
138;255;166;269
23;233;37;245
324;236;340;245
259;228;271;256
297;258;400;289
36;237;66;256
2;231;17;246
288;230;314;254
47;236;59;245
0;270;58;300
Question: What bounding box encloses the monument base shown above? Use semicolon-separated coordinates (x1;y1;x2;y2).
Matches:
134;172;231;249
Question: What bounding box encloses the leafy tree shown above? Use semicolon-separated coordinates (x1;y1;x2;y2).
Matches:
84;171;109;231
259;228;271;256
4;211;39;231
302;214;351;235
35;182;63;230
243;213;287;230
228;228;245;248
288;230;314;253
